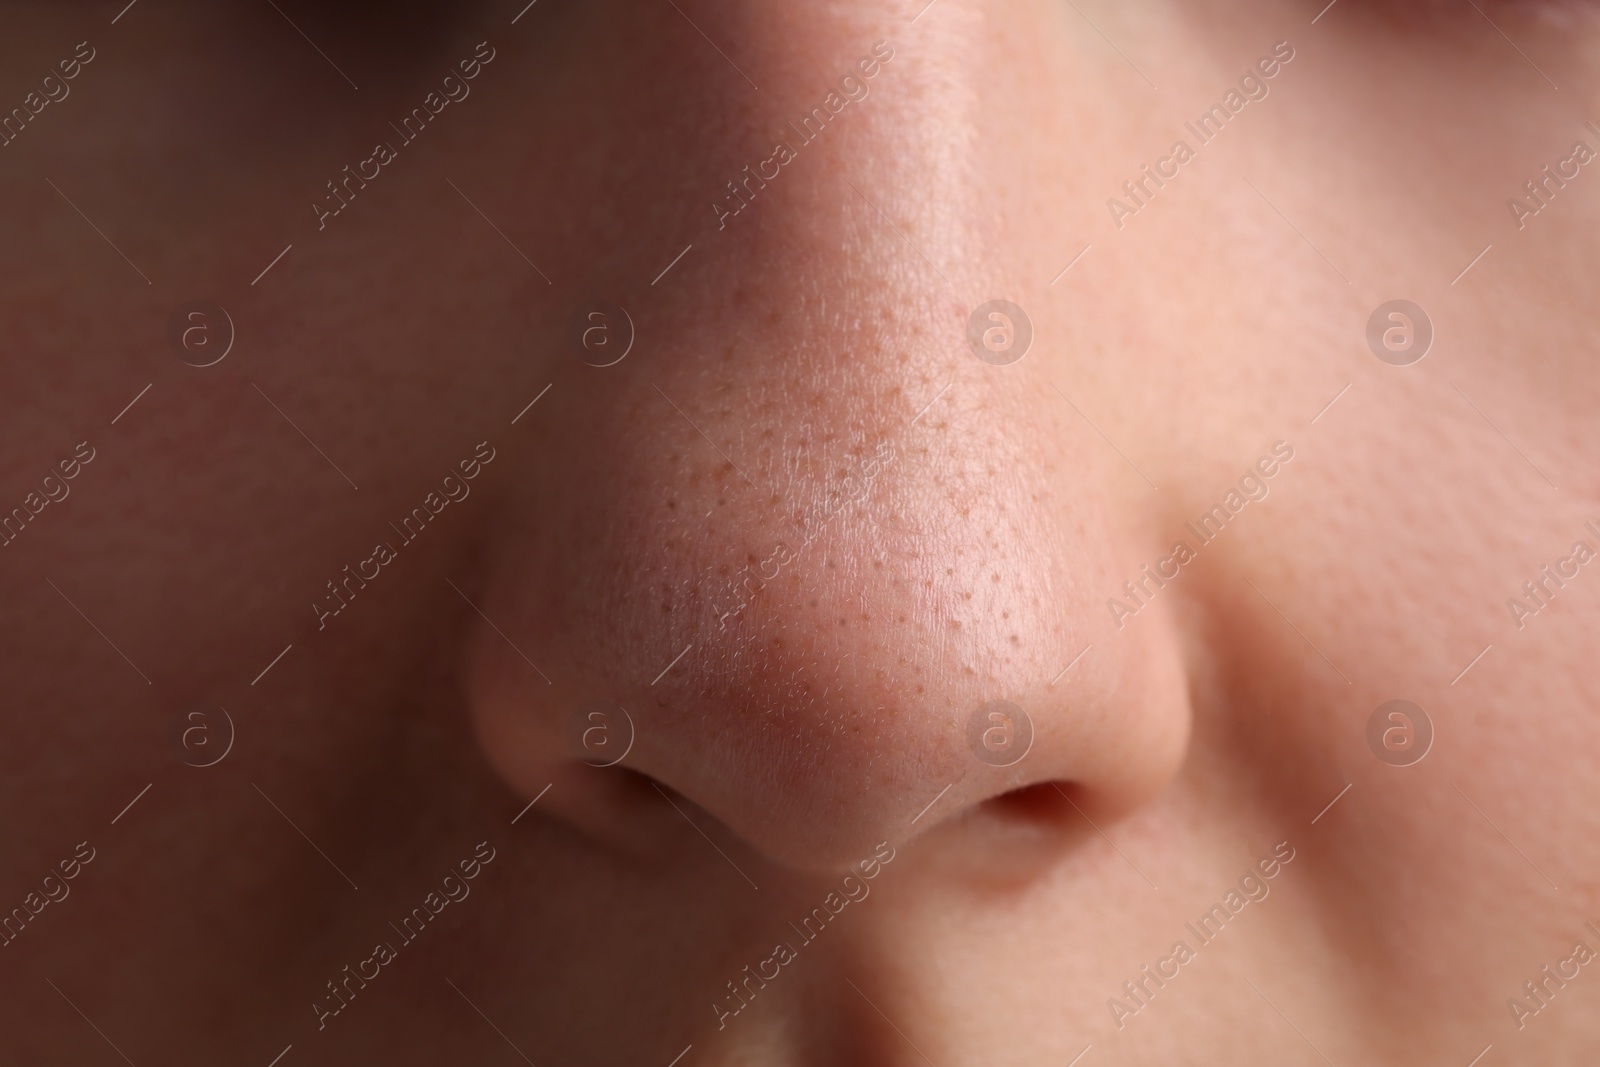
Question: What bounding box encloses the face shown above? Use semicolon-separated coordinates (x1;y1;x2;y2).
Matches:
3;0;1598;1062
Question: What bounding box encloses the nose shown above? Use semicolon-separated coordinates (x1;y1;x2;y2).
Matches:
462;0;1190;871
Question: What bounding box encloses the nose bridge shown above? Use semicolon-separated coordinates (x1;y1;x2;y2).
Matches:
573;0;988;308
716;7;982;264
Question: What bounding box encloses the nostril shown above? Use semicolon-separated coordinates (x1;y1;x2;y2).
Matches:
980;781;1078;825
535;764;695;865
602;764;674;807
595;765;708;825
538;762;761;873
911;781;1099;885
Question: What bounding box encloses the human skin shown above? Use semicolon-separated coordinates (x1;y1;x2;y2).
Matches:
1;0;1598;1062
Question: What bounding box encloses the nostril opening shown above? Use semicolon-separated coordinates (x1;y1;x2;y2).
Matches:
538;764;722;866
596;764;721;830
603;764;674;806
981;781;1077;823
924;782;1097;884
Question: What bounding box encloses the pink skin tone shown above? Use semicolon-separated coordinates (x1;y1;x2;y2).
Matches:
1;0;1598;1063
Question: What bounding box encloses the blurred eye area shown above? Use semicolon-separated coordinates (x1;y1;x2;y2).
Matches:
1340;0;1598;30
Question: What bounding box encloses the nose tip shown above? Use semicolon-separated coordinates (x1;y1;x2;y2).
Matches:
464;372;1191;870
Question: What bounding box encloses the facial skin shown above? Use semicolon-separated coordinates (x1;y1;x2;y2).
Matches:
1;0;1598;1062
